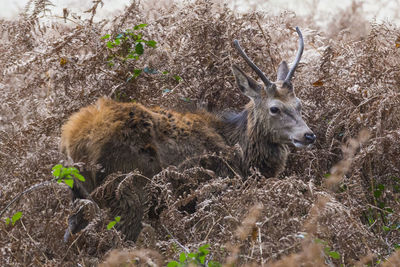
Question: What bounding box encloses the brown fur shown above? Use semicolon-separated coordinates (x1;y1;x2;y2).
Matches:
61;98;229;198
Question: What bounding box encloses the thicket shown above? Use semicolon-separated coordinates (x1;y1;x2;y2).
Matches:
0;0;399;266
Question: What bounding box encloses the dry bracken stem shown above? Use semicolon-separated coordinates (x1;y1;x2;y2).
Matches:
220;156;243;181
161;224;189;254
367;204;400;220
255;15;275;66
258;225;264;267
0;181;54;218
20;219;38;245
204;216;224;241
61;232;83;262
21;219;49;264
367;157;380;223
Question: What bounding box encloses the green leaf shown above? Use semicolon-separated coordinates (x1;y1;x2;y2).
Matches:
115;216;121;222
64;179;74;188
60;167;69;179
12;212;22;225
382;226;390;231
209;261;222;267
162;71;169;74
394;244;400;249
314;238;327;245
374;189;382;198
114;38;121;46
72;171;85;182
368;217;375;225
5;217;10;225
377;184;385;191
133;69;142;78
106;41;114;49
199;244;210;253
134;23;148;30
323;173;331;178
126;53;135;59
198;255;206;264
167;261;179;267
101;34;110;39
385;207;393;213
173;75;182;82
179;253;186;263
135;43;144;55
130;34;139;41
135;34;143;41
107;221;116;230
52;164;62;177
328;251;341;259
146;40;157;48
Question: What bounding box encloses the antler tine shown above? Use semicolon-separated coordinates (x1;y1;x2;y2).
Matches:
284;27;304;83
233;40;272;87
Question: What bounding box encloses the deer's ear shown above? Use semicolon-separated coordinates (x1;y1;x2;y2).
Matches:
232;65;261;99
277;61;289;81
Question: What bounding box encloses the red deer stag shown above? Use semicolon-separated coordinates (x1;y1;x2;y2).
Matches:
61;27;315;241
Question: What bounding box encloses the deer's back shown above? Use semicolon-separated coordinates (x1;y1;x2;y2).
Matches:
61;97;228;193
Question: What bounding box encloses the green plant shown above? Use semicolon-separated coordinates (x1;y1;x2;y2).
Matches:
167;244;221;267
315;239;341;261
5;211;22;226
366;177;399;237
101;24;183;86
52;164;85;188
107;216;121;230
101;24;156;72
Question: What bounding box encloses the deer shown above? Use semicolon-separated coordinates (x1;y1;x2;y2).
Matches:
61;27;315;241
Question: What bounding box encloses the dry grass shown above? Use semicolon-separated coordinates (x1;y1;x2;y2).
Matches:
1;0;400;266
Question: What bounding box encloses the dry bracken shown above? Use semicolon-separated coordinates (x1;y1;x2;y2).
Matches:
0;0;400;266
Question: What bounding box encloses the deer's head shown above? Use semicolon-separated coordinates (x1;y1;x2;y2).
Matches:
232;27;316;148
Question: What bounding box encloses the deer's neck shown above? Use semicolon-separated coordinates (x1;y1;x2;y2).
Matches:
221;103;288;177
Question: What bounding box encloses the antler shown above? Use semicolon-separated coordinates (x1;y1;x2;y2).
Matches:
284;27;304;84
233;40;272;87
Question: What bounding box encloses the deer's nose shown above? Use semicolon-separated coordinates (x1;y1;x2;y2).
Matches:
304;133;316;144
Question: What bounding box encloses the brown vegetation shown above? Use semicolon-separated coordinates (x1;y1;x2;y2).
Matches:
0;0;399;266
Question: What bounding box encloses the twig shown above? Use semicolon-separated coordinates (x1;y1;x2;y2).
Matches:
258;224;264;267
21;219;50;263
255;15;276;66
61;231;84;262
220;156;243;181
0;181;55;218
20;219;38;245
204;217;224;241
367;204;400;219
161;224;190;254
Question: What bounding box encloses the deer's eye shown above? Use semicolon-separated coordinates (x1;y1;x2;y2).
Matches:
270;107;280;114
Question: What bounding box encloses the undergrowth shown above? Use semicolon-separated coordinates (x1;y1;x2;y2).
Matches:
0;0;400;266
